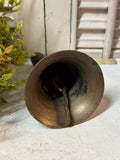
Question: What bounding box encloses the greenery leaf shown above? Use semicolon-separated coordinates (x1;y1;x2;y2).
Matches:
11;34;23;41
0;48;3;56
2;55;12;61
8;0;15;5
16;79;26;85
15;39;24;45
0;79;9;86
4;45;13;54
0;0;5;9
8;0;22;6
14;20;23;32
1;72;14;80
15;0;22;6
5;23;10;33
30;53;36;57
0;44;5;50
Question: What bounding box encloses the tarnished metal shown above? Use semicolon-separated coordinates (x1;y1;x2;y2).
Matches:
24;50;104;128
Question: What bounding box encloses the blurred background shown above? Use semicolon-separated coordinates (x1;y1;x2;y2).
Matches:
11;0;120;58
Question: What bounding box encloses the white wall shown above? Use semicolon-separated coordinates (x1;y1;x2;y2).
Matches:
18;0;45;54
18;0;72;55
17;0;120;58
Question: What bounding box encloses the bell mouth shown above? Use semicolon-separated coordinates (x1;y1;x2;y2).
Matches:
24;50;104;128
40;62;79;100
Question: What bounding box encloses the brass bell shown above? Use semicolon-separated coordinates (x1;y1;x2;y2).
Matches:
24;50;104;128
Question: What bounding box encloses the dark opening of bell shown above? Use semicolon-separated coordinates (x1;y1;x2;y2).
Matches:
40;62;79;99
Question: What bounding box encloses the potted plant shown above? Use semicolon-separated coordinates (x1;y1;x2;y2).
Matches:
0;0;29;103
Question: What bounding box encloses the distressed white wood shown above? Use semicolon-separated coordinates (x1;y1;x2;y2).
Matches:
77;49;102;58
112;40;120;48
1;61;120;159
116;8;120;19
17;0;45;54
45;0;71;54
115;20;120;30
103;0;118;58
114;29;120;40
112;49;120;58
78;21;106;30
4;0;120;58
79;0;108;9
77;30;105;41
77;40;104;48
70;0;78;50
77;0;108;58
112;2;120;58
77;49;103;54
111;2;120;58
77;0;120;58
77;9;107;22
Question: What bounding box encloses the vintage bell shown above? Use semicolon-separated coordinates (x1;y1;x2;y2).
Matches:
24;50;104;128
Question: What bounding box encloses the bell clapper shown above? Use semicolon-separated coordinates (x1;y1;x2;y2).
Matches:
53;80;71;127
62;87;71;127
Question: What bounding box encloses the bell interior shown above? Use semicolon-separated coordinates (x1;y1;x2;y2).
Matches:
40;62;79;99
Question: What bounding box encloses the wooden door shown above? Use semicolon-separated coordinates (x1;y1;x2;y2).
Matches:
19;0;73;55
19;0;120;58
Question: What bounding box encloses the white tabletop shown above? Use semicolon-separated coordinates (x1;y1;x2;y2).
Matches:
0;59;120;160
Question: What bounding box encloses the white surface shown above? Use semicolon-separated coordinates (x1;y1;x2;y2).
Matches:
0;60;120;160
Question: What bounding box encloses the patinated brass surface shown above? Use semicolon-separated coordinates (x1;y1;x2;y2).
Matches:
24;50;104;128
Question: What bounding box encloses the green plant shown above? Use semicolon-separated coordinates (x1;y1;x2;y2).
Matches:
0;0;28;103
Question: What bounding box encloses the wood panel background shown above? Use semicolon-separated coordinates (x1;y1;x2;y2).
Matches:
15;0;120;58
